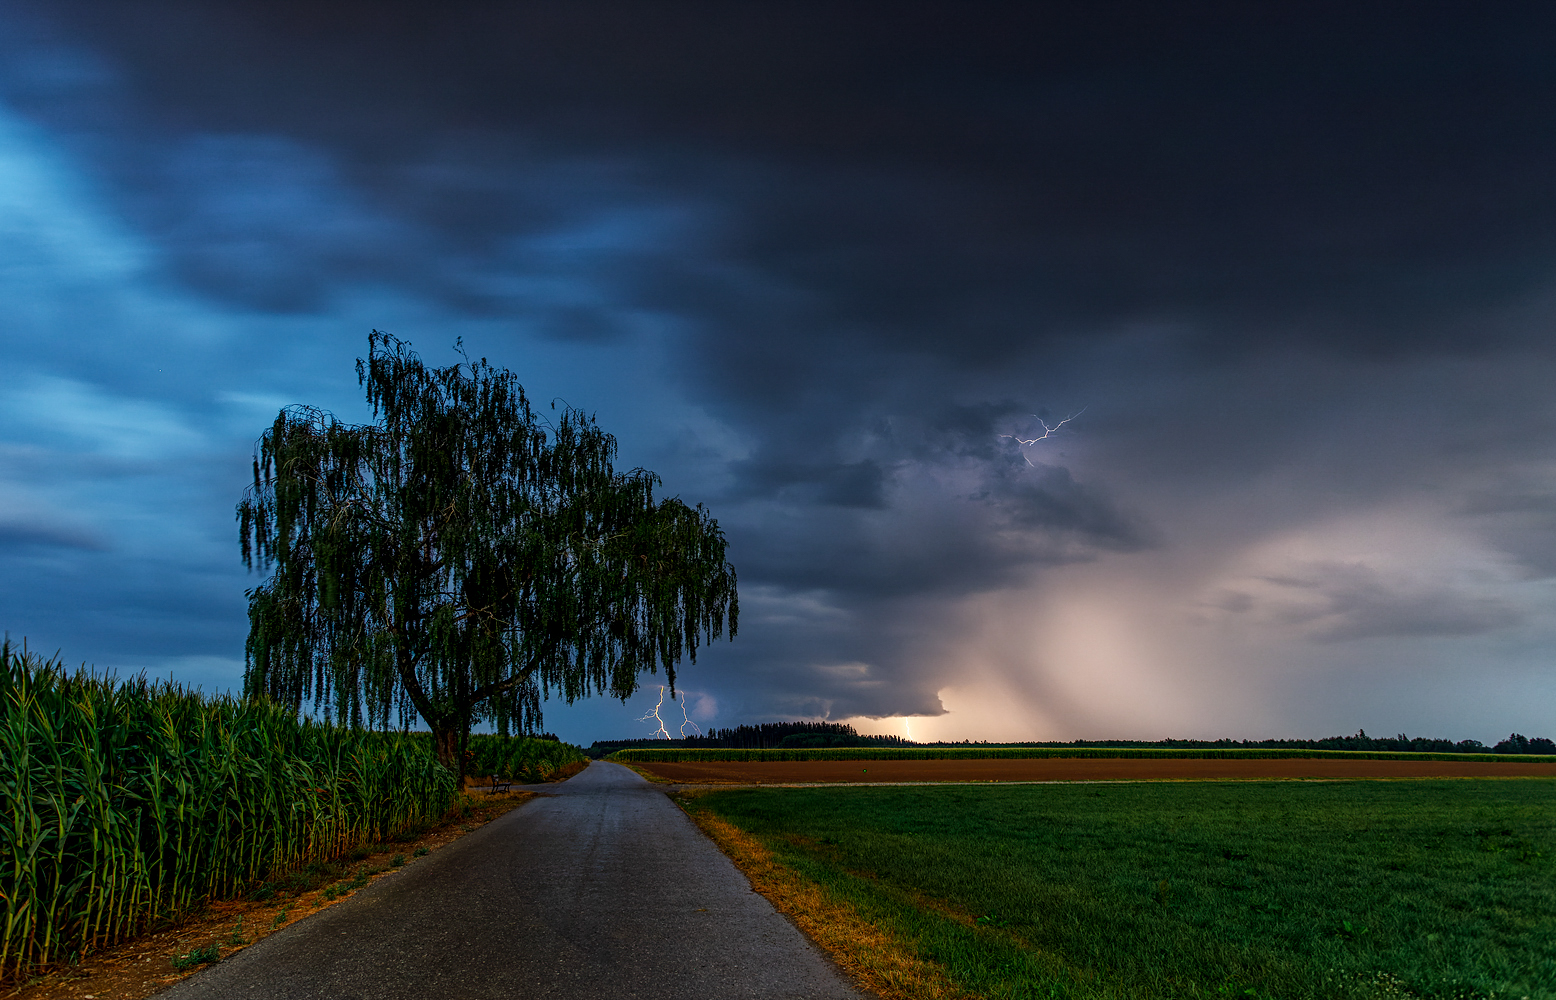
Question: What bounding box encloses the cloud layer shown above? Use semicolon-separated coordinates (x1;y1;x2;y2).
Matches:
3;2;1556;742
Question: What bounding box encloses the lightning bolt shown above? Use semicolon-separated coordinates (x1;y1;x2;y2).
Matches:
1000;408;1084;466
676;692;703;738
639;685;704;740
639;686;672;739
637;687;706;743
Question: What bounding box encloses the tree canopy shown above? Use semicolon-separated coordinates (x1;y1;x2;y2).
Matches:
238;332;737;768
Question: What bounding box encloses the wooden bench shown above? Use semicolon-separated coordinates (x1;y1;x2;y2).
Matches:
485;774;513;795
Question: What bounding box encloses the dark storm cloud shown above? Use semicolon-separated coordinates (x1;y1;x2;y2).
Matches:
691;601;952;721
974;460;1142;543
6;2;1556;736
728;458;889;509
21;1;1556;351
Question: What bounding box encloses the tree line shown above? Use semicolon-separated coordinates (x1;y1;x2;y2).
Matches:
589;720;915;755
590;725;1554;756
1029;730;1555;754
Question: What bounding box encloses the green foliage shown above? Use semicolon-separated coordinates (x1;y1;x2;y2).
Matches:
246;859;350;904
616;745;1556;763
592;720;916;753
238;332;737;764
171;943;220;971
319;865;375;902
0;641;456;982
459;733;586;782
689;780;1556;1000
777;732;886;749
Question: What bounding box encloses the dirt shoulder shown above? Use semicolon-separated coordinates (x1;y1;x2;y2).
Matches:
619;761;685;784
6;789;538;1000
631;756;1556;785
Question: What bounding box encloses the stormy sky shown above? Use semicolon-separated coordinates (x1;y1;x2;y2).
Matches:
3;2;1555;744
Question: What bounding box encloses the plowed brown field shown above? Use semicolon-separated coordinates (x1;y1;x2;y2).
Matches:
631;757;1556;784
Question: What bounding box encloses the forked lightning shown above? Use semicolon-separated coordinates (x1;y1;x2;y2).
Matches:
639;685;703;739
1000;408;1084;465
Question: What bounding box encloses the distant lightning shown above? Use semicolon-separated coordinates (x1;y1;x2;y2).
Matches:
1000;408;1084;466
677;694;703;738
639;687;672;739
639;685;703;740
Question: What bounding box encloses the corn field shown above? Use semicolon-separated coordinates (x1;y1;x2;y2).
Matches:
0;641;457;982
460;733;586;783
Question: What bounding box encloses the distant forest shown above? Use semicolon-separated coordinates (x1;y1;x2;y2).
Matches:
587;724;1554;756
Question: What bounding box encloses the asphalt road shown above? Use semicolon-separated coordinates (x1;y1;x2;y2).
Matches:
159;761;866;999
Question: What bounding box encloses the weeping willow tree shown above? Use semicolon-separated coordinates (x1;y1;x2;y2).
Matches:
238;332;737;772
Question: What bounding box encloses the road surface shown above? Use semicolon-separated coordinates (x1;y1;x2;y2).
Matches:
160;761;865;999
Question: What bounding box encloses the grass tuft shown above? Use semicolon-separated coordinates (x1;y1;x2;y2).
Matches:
170;944;219;971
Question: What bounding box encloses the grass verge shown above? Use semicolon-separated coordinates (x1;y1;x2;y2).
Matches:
686;800;973;1000
681;779;1556;1000
6;789;536;1000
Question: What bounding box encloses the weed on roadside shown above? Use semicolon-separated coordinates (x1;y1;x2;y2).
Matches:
170;944;219;971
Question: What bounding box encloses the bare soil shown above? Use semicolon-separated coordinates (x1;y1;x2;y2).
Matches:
631;757;1556;785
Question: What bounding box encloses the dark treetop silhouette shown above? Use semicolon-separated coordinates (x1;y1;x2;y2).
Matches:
238;332;737;771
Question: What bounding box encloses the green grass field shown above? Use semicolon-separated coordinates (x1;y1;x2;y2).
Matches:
684;780;1556;1000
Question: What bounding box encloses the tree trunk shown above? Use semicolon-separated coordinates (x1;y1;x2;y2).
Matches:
433;723;466;786
389;645;468;788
